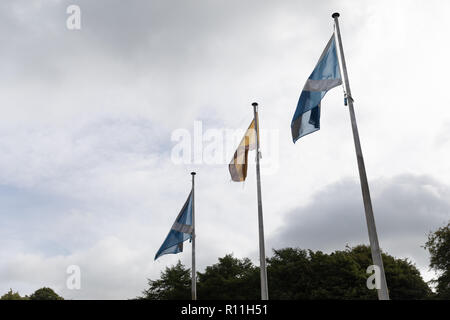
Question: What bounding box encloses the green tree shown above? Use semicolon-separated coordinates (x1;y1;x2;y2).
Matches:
197;254;260;299
142;245;432;300
29;287;63;300
308;248;375;299
268;245;431;300
349;245;431;299
268;247;374;299
266;248;314;299
0;289;29;300
141;261;191;300
424;221;450;299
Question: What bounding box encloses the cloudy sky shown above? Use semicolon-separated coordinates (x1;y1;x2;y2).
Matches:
0;0;449;299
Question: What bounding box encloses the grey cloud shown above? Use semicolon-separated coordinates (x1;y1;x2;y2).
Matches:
1;0;450;299
269;174;450;271
0;0;335;104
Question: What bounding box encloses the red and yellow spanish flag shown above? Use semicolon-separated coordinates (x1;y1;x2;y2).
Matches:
228;119;257;182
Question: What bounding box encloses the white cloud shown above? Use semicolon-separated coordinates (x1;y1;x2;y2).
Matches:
1;0;449;298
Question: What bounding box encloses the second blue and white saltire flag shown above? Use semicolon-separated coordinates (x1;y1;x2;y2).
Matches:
291;34;342;143
154;190;193;260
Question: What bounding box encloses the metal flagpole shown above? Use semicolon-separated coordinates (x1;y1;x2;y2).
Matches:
252;102;269;300
332;12;389;300
191;172;197;300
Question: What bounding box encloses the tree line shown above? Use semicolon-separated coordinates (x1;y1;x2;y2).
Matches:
0;287;63;300
1;221;448;300
139;222;449;300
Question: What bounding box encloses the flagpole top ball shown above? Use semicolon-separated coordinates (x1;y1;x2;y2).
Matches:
191;172;196;176
252;102;258;107
332;12;340;18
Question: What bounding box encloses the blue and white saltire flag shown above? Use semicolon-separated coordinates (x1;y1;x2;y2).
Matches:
291;34;342;143
154;190;193;260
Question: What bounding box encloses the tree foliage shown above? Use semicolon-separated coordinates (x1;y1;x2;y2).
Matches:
0;289;29;300
142;260;191;300
29;287;64;300
142;245;432;300
197;254;260;299
268;245;431;300
425;221;450;299
0;287;63;300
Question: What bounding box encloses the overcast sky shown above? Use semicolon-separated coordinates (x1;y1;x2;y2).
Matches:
0;0;449;299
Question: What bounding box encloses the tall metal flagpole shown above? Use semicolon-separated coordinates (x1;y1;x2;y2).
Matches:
332;12;389;300
191;172;197;300
252;102;269;300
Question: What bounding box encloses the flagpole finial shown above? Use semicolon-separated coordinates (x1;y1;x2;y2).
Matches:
191;172;196;176
252;102;258;107
332;12;340;18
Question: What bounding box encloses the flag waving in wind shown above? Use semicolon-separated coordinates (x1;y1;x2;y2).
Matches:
291;34;342;143
229;119;257;182
228;103;269;299
154;190;193;260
